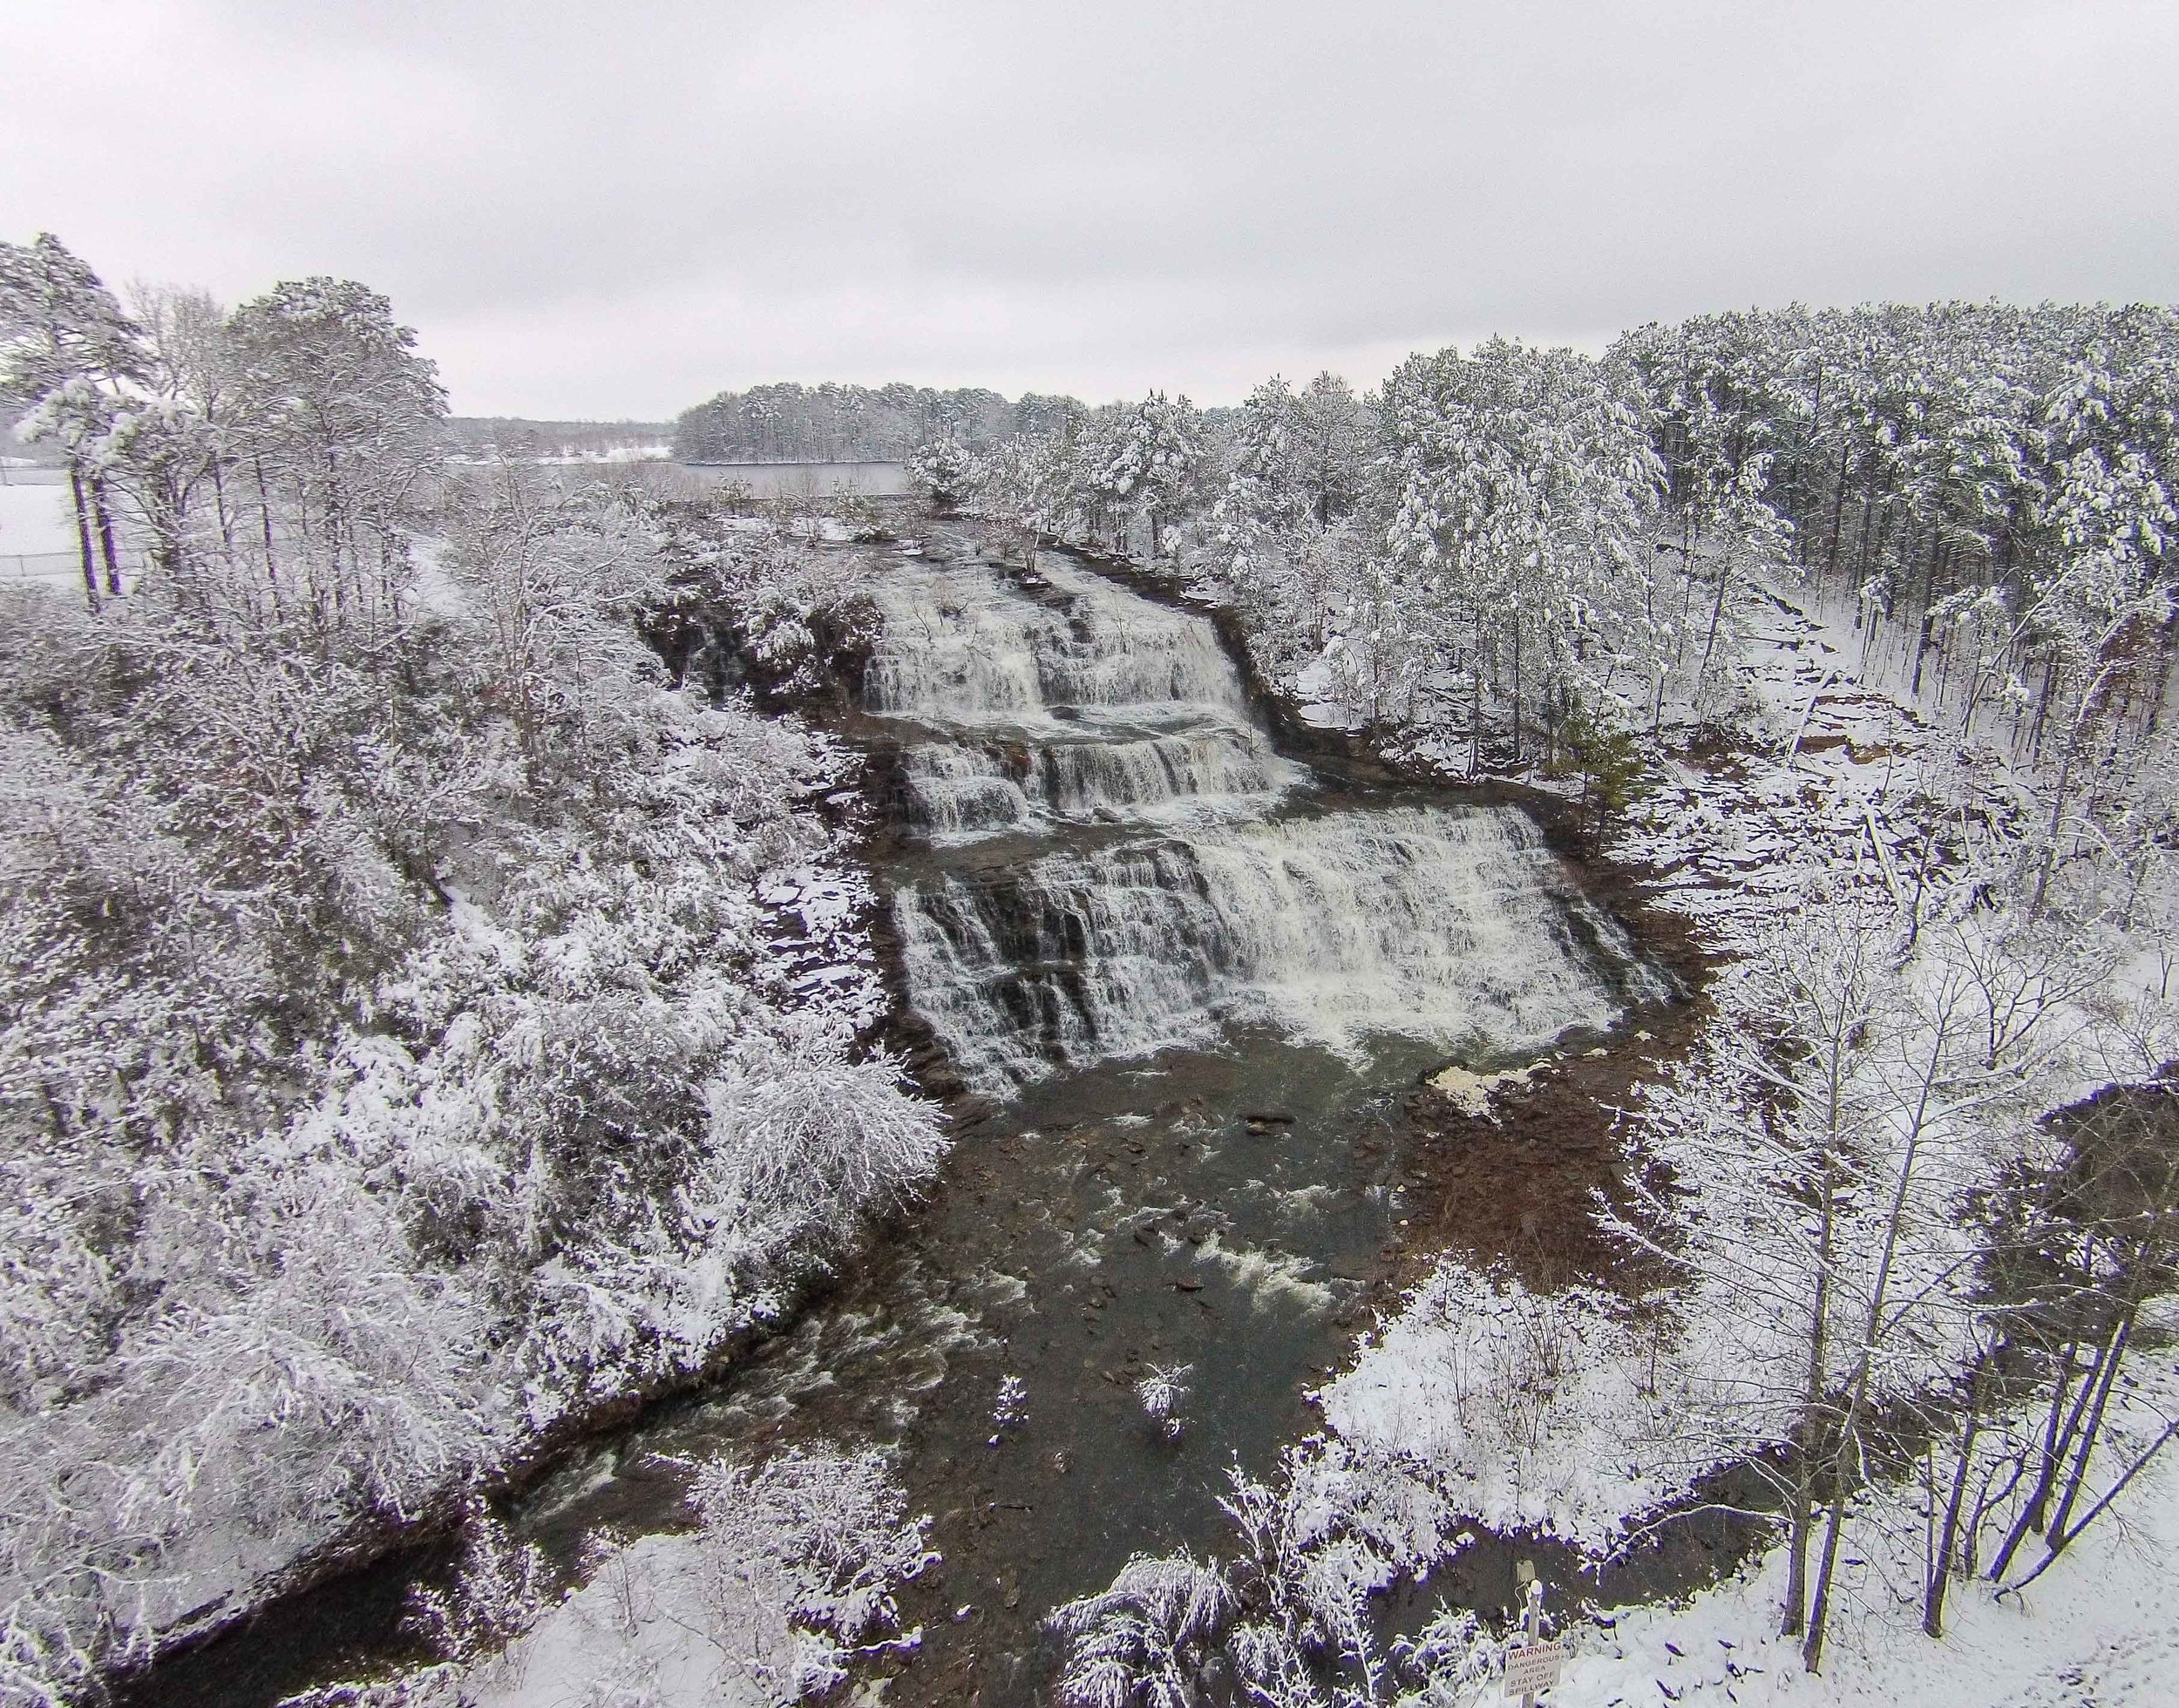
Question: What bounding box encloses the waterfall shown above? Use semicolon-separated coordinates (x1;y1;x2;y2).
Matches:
899;726;1291;837
865;559;1299;837
896;805;1648;1093
865;559;1256;724
873;546;1653;1095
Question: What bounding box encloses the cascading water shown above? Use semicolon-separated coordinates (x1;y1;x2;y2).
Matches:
872;549;1653;1093
865;559;1303;838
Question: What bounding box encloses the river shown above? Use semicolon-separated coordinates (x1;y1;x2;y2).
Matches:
137;532;1673;1706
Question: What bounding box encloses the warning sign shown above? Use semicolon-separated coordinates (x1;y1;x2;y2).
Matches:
1503;1638;1566;1696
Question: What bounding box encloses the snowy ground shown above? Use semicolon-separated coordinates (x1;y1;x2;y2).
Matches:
0;476;82;580
1551;1352;2179;1707
1610;586;1962;941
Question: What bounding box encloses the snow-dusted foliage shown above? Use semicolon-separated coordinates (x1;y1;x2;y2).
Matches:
407;1500;553;1666
689;1446;933;1702
1135;1362;1193;1442
671;381;1025;464
0;239;944;1703
1049;1460;1517;1708
1048;1551;1231;1708
1613;304;2179;897
905;435;974;511
982;390;1212;562
279;1445;933;1708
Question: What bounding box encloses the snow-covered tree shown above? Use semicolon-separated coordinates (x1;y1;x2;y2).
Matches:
1049;1551;1231;1708
227;275;447;635
691;1447;933;1703
0;239;951;1705
1093;391;1209;560
906;435;974;512
1379;338;1662;769
0;233;149;606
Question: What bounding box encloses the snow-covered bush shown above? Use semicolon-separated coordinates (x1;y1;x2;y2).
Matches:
408;1499;553;1665
1134;1363;1192;1442
1048;1551;1231;1708
692;1446;934;1703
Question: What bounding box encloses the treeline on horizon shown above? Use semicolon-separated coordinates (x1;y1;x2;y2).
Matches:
670;380;1088;463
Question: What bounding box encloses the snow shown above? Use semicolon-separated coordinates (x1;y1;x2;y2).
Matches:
1320;1271;1683;1552
463;1529;772;1708
404;532;462;613
1547;1352;2179;1707
0;477;81;562
1425;1061;1541;1119
293;1446;936;1708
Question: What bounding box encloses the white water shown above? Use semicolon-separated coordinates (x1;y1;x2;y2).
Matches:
865;559;1257;724
898;805;1647;1092
865;558;1300;837
876;549;1650;1095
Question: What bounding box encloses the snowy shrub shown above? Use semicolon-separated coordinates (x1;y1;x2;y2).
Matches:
275;1671;465;1708
906;437;974;511
691;1446;934;1703
991;1372;1027;1438
407;1499;554;1665
699;1020;948;1244
1388;1607;1504;1706
1048;1551;1232;1708
1135;1362;1193;1442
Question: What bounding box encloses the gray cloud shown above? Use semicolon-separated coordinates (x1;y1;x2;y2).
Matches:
3;0;2174;416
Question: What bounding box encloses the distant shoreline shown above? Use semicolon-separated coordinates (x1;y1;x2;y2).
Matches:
679;458;906;470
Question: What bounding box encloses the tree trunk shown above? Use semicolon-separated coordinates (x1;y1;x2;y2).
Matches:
1825;444;1850;587
2047;1307;2133;1546
91;475;123;595
1696;552;1734;702
66;464;100;612
1806;1028;1945;1671
1510;614;1523;764
1925;1352;1990;1637
1911;536;1945;696
1470;604;1484;776
1989;1336;2088;1581
1782;1163;1838;1639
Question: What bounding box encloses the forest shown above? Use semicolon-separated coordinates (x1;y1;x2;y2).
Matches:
671;382;1084;465
3;225;2175;1708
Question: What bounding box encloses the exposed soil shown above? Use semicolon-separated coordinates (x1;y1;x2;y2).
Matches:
1387;805;1719;1299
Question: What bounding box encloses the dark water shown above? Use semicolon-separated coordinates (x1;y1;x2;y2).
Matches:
512;1025;1452;1705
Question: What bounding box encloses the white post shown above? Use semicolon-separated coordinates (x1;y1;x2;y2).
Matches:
1516;1559;1543;1708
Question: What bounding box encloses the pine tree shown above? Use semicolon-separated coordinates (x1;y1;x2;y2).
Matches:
0;233;149;607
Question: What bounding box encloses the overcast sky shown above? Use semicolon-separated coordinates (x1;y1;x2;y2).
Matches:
4;0;2176;419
